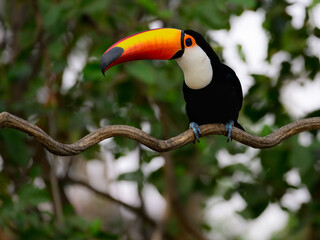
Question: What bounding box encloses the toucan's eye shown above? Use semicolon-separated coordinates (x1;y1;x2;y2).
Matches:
185;38;193;47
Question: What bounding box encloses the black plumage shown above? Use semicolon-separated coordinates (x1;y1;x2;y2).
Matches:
182;30;244;131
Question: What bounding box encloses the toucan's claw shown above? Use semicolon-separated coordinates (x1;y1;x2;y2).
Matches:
226;120;234;142
189;122;201;143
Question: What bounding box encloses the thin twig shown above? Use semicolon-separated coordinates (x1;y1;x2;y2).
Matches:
64;176;157;227
1;111;320;156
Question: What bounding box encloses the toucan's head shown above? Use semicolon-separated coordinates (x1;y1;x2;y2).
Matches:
101;28;220;89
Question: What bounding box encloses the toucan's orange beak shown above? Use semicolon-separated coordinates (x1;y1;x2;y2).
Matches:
100;28;184;75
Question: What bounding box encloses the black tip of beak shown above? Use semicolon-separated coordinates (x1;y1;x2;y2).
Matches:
100;47;124;76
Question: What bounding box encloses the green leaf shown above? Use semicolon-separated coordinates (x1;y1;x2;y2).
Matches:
8;62;32;81
18;184;50;206
237;44;247;62
260;124;273;136
289;145;315;181
136;0;157;14
1;129;31;166
82;0;110;15
238;183;269;219
42;4;61;29
117;169;144;187
82;61;104;82
260;148;290;176
29;165;42;179
89;219;102;236
227;0;256;8
125;62;156;85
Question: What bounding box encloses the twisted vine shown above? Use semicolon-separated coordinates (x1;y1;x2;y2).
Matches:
1;111;320;156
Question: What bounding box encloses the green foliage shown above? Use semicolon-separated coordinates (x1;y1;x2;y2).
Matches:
1;0;320;239
0;129;31;166
0;180;116;240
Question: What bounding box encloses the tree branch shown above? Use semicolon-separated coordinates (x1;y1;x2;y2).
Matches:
1;111;320;156
63;176;157;227
64;176;175;240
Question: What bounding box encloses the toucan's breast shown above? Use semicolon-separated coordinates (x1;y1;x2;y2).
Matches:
176;45;213;90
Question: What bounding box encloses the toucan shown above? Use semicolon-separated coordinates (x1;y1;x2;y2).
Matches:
100;28;244;142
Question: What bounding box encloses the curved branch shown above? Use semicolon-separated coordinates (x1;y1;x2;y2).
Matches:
1;111;320;156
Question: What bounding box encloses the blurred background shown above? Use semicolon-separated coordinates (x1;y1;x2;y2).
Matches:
1;0;320;239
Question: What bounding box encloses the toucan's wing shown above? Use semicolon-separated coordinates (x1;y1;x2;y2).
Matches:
220;64;243;123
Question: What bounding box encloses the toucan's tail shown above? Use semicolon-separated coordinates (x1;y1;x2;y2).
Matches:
235;121;245;131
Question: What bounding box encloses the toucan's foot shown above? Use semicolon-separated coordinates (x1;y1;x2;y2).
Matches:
189;122;201;143
226;120;234;142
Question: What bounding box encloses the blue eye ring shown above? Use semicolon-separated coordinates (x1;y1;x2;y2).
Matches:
185;38;193;47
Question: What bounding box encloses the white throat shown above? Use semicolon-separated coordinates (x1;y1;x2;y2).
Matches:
176;45;213;90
